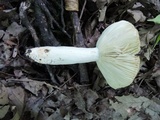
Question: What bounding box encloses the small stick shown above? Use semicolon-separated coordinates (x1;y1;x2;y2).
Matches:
19;2;58;85
79;0;87;20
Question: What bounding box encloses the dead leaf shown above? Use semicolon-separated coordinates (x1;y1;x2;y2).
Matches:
8;86;25;116
14;69;23;78
99;6;107;22
4;39;17;46
152;61;160;88
95;0;107;8
139;25;160;60
64;0;79;11
22;78;54;96
95;0;118;8
74;89;93;119
94;98;113;120
84;89;99;110
110;95;160;119
0;42;12;68
0;84;9;105
127;9;146;22
148;0;160;12
10;110;20;120
47;109;64;120
24;96;44;119
0;105;10;119
12;47;18;58
23;80;44;96
3;22;25;42
9;57;26;67
0;85;10;119
0;30;5;38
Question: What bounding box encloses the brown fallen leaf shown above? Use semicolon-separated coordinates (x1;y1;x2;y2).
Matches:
7;86;25;116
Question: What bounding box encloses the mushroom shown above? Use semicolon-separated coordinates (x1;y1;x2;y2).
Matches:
25;20;140;89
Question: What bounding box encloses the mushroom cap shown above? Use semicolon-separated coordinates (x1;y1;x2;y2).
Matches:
96;20;140;89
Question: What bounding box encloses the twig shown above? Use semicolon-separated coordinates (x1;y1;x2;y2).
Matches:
19;1;58;85
60;0;65;29
72;12;84;47
60;72;78;88
79;0;87;20
19;2;40;46
34;0;60;46
158;43;160;60
71;12;89;83
37;0;70;38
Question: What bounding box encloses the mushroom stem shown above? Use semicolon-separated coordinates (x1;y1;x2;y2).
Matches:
26;47;99;65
